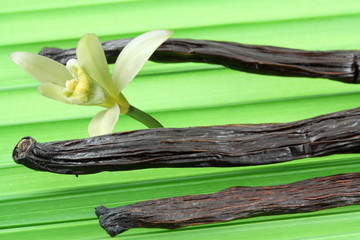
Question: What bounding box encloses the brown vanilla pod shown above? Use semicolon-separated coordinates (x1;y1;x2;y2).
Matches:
12;106;360;175
95;172;360;237
40;38;360;83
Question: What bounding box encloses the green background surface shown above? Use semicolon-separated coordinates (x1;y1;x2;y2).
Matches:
1;0;360;239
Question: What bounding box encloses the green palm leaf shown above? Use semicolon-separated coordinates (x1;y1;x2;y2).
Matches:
1;0;360;239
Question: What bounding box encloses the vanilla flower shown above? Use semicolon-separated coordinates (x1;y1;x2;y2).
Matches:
10;30;173;136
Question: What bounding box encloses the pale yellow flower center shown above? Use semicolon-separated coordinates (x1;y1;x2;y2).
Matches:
63;61;92;104
66;79;77;91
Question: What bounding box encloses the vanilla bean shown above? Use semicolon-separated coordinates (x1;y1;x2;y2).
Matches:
40;38;360;83
12;106;360;175
95;172;360;237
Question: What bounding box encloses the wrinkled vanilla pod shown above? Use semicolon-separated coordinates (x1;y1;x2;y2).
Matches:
12;106;360;175
40;38;360;83
95;172;360;237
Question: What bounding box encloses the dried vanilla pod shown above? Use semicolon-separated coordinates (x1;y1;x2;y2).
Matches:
95;172;360;237
12;106;360;175
40;38;360;83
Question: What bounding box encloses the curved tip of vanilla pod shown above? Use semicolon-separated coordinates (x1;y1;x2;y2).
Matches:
95;205;108;218
12;137;36;164
95;205;131;237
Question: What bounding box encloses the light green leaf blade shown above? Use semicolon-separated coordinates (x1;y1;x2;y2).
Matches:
2;0;360;239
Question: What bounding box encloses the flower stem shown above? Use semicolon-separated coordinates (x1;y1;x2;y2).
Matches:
126;105;163;128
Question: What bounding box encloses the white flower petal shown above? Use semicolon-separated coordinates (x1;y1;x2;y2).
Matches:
85;81;111;106
10;52;72;86
113;30;173;93
38;83;68;103
76;34;115;96
65;59;80;79
88;103;120;136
